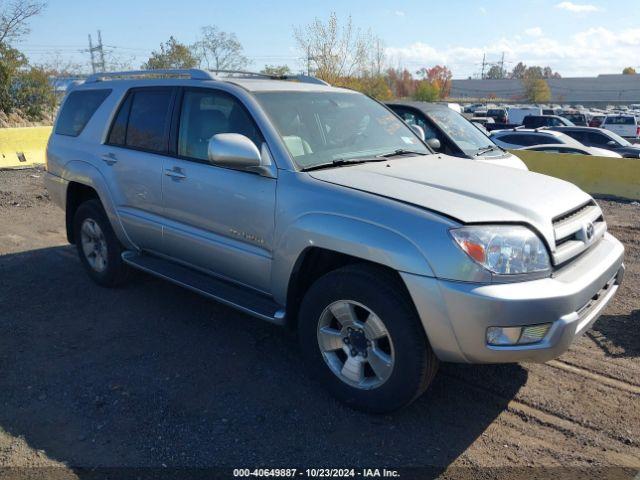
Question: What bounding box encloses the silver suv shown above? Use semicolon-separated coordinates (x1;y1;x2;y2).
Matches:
45;69;625;412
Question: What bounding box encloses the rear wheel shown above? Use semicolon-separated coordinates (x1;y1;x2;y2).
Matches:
73;199;129;287
298;264;438;413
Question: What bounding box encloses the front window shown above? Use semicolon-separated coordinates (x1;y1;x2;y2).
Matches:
426;108;496;155
592;130;630;147
253;91;428;170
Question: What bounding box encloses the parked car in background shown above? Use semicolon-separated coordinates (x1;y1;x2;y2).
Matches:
518;144;623;158
542;108;560;116
551;126;640;158
589;115;605;128
470;117;494;126
523;115;574;128
508;107;542;125
490;129;587;150
601;115;640;140
487;108;508;123
464;103;485;114
561;111;589;126
387;101;527;170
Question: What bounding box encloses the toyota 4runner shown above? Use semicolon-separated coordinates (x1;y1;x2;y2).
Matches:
45;69;625;412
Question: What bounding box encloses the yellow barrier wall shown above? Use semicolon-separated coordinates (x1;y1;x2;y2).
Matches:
0;126;52;169
510;150;640;200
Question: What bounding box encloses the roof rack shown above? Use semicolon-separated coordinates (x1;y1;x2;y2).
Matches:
84;68;330;86
85;69;213;83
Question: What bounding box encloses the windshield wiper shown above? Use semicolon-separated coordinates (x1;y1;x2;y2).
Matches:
300;157;386;172
377;149;427;158
475;145;500;156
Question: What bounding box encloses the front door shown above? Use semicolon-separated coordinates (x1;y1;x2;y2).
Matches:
160;88;276;293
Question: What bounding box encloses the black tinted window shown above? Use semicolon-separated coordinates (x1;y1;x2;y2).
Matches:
588;132;612;146
125;89;173;153
539;135;561;144
107;94;132;145
55;89;111;137
563;130;587;143
500;134;527;146
178;89;263;160
523;117;543;128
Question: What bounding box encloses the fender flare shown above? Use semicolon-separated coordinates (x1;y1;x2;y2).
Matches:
61;160;137;250
271;212;435;304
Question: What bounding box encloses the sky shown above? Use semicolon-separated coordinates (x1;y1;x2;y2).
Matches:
15;0;640;78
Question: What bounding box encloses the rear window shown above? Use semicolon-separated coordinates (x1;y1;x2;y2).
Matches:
605;116;635;125
55;89;111;137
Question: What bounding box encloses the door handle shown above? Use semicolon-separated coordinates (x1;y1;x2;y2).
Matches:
164;167;187;180
101;152;118;165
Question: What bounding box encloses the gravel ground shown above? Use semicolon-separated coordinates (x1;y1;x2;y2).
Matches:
0;168;638;479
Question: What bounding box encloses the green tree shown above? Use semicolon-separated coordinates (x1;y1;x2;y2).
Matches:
142;37;197;70
413;80;439;102
526;78;551;103
261;64;291;76
12;66;55;119
622;66;636;75
485;65;506;79
510;62;527;79
416;65;452;99
338;74;393;100
0;43;27;113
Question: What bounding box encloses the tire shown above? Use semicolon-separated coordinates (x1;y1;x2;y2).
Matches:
73;199;130;287
298;264;439;413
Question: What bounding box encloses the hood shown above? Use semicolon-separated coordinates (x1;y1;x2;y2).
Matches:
308;154;592;246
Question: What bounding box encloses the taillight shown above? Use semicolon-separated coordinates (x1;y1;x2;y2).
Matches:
637;126;640;137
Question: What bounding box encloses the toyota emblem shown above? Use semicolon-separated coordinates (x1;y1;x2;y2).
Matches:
586;222;595;240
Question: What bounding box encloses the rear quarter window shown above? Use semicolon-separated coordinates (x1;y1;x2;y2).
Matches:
55;89;111;137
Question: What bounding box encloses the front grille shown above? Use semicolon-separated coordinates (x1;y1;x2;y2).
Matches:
552;200;606;266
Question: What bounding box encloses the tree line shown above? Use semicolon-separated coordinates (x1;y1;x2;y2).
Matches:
2;5;639;124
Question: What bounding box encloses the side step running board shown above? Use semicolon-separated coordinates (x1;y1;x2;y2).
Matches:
122;251;286;326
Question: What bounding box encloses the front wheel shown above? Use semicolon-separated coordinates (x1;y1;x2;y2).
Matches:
298;264;439;413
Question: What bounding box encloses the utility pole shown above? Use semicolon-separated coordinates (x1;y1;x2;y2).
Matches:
480;53;486;80
87;30;106;73
499;52;505;78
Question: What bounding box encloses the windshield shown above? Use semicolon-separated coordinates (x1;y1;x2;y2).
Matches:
253;91;429;169
426;107;496;155
604;129;631;146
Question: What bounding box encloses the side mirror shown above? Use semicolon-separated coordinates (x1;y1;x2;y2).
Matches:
426;138;441;151
208;133;267;175
607;140;617;146
410;124;426;141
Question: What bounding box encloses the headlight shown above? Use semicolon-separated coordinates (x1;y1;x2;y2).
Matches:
450;225;550;275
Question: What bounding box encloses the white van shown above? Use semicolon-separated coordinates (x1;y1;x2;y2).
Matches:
508;107;542;125
601;115;639;140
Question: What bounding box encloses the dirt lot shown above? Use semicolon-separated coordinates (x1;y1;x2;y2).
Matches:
0;168;638;479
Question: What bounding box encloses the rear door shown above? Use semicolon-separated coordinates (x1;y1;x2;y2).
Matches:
160;87;276;293
98;87;176;251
